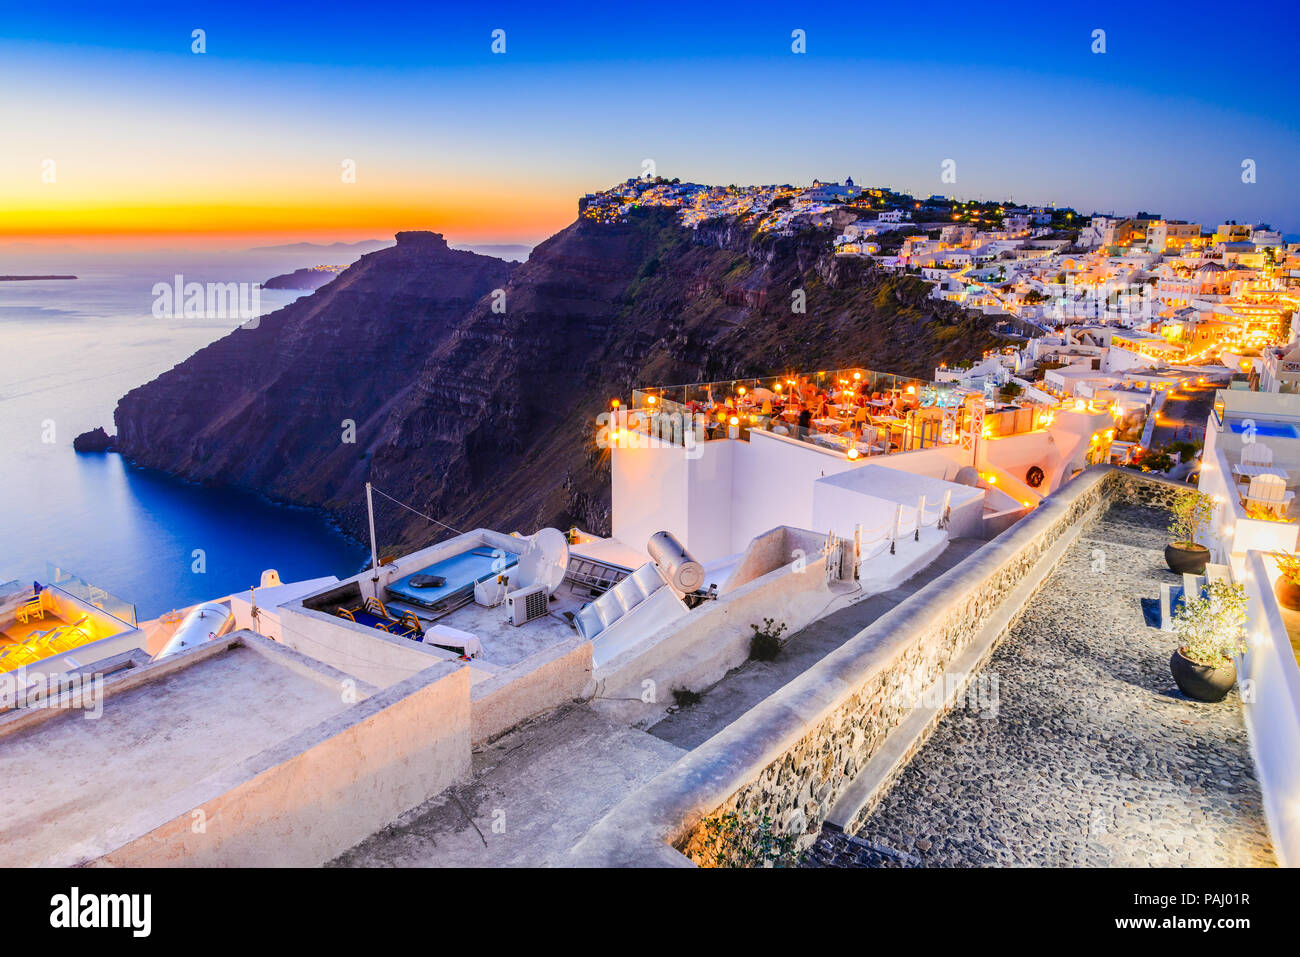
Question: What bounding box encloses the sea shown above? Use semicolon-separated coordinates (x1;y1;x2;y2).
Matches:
0;249;370;620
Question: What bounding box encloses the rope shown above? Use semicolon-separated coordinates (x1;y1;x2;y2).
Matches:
370;485;464;536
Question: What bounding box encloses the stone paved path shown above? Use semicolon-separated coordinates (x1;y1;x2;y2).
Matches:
809;502;1275;867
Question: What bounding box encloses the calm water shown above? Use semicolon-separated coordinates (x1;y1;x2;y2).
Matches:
0;252;367;619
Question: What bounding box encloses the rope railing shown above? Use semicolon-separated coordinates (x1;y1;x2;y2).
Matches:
842;490;955;570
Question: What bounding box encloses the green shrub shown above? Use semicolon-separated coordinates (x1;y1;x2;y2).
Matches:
749;618;788;661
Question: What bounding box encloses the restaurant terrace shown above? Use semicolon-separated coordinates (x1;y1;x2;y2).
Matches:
622;366;1058;459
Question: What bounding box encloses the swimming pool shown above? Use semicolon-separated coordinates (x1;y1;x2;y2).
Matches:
1228;420;1300;440
386;546;519;608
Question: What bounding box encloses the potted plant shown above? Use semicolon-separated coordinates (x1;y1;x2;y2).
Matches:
1169;579;1248;702
1268;550;1300;610
1165;489;1213;574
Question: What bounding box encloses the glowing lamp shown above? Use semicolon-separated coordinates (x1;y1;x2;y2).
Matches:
611;398;621;410
729;416;739;426
853;372;862;380
847;448;860;460
646;395;657;405
737;386;747;396
907;385;916;394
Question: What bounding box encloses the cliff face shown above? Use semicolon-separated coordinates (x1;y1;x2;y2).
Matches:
114;214;1002;554
114;231;514;508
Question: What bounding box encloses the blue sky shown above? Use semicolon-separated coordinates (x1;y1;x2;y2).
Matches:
3;0;1298;243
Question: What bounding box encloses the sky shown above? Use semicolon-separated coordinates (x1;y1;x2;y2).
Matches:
2;0;1298;249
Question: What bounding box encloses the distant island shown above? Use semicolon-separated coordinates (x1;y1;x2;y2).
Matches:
263;265;347;290
0;275;77;281
248;239;393;257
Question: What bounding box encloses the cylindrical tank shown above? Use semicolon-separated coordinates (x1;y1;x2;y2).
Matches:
154;602;233;660
647;531;705;593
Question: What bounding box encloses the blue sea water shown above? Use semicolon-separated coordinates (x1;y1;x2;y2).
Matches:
0;251;368;619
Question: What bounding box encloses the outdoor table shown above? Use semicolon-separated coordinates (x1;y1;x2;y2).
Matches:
1233;464;1287;479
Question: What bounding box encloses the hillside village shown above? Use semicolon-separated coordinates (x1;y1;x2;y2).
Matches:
582;175;1300;472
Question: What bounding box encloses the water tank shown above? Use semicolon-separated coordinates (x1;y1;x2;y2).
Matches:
647;531;705;593
153;602;234;661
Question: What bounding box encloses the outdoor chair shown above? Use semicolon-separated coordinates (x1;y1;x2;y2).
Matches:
1244;473;1294;518
14;595;44;625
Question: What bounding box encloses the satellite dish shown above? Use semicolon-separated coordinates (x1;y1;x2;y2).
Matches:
516;528;570;595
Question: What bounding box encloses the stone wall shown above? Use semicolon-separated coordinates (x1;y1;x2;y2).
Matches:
678;469;1120;863
572;466;1180;867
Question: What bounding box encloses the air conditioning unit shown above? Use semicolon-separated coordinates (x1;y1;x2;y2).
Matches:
506;584;549;626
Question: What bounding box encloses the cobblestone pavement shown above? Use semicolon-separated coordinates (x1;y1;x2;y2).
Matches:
809;502;1275;867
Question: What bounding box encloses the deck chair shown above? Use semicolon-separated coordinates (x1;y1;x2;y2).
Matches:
1234;443;1276;485
1245;473;1292;518
1241;443;1274;467
14;595;44;625
48;616;90;650
0;645;36;668
390;612;423;640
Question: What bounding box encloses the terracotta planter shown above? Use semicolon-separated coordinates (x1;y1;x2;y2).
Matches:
1170;648;1236;702
1165;543;1210;575
1275;576;1300;611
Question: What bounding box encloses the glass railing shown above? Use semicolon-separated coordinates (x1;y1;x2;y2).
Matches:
760;404;963;455
627;366;977;452
632;368;969;415
45;563;138;628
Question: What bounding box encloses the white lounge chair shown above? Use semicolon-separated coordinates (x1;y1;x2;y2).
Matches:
1244;473;1294;518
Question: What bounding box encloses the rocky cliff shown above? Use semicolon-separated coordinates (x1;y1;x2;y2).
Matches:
113;213;1002;554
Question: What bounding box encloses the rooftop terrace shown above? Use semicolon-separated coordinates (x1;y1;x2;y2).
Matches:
0;640;356;866
618;366;1056;463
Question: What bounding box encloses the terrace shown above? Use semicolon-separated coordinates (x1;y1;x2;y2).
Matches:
287;528;595;686
623;367;1057;462
0;570;142;679
1199;390;1300;575
0;630;468;867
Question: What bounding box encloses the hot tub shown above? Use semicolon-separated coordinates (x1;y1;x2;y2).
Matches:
386;546;520;609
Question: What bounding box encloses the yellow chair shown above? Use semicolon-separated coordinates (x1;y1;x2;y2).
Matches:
57;615;91;646
14;595;44;625
0;643;38;670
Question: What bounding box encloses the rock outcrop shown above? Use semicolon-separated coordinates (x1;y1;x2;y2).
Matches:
73;427;115;452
